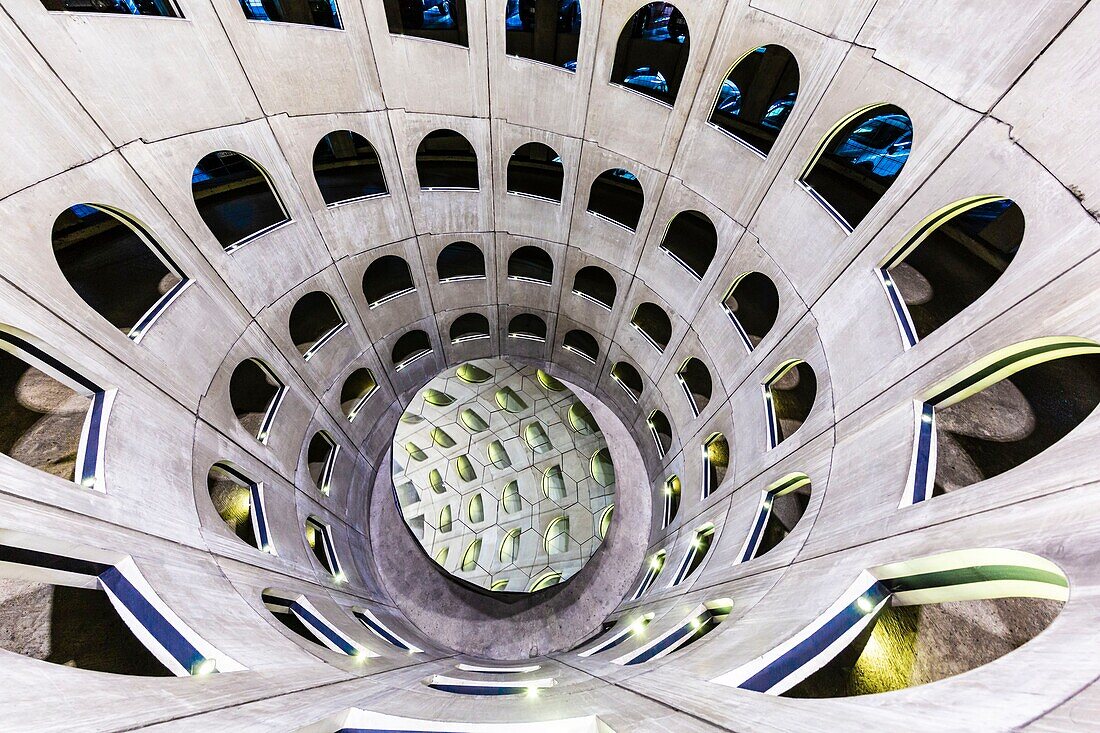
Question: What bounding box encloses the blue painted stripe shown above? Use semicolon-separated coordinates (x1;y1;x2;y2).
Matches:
725;308;755;353
764;393;779;448
355;611;408;651
130;278;190;338
911;403;934;504
741;498;772;563
625;618;701;666
249;483;270;550
0;332;100;394
79;390;105;485
339;729;459;733
632;566;658;600
881;270;918;347
427;684;530;696
291;601;356;655
738;582;890;692
98;566;208;674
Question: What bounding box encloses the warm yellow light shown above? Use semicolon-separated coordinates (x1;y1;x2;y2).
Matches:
630;620;646;636
690;618;703;631
650;557;662;570
856;596;874;614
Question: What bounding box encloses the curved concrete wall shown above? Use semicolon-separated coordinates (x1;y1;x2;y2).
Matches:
0;0;1096;730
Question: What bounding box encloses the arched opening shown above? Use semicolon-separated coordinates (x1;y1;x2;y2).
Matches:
672;523;715;585
499;527;521;564
288;291;346;360
382;0;467;45
647;409;672;457
905;338;1100;504
450;313;490;343
51;204;187;341
352;607;422;653
677;357;712;417
722;272;780;352
701;432;728;498
457;363;493;383
192;150;288;251
543;464;566;501
304;516;344;580
238;0;342;29
563;329;599;363
568;402;597;434
460;407;489;432
505;0;581;69
611;360;643;402
306;430;338;495
617;599;732;665
507;313;547;341
662;475;681;527
799;105;913;231
524;421;552;453
229;358;286;444
658;210;717;280
207;462;274;553
501;480;522;513
709;45;799;156
496;386;528;413
598;504;614;539
880;197;1024;346
453;454;476;482
416;130;479;190
572;265;616;309
41;0;180;15
0;329;110;489
529;571;562;591
507;245;554;284
591;447;615;487
392;330;432;371
609;2;689;105
545;515;570;554
261;590;367;656
340;368;378;421
461;538;482;572
631;301;672;352
763;360;817;448
631;550;666;600
362;255;415;307
506;142;565;201
437;241;485;282
312;130;387;205
735;473;810;563
587;168;644;230
487;440;510;468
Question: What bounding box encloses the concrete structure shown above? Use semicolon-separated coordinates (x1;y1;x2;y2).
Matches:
0;0;1096;730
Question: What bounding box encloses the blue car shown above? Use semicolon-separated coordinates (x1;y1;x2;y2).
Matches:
761;92;796;130
714;80;741;116
624;66;667;93
832;113;912;179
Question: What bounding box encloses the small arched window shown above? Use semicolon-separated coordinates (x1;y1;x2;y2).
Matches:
587;168;644;230
631;302;672;352
496;386;528;412
416;130;479;190
611;360;643;402
610;2;690;105
457;363;492;383
450;313;490;343
524;422;553;453
710;45;799;156
499;527;521;564
631;551;666;600
529;571;562;591
437;241;486;282
568;402;597;434
508;313;547;341
677;357;712;417
572;265;616;309
51;204;188;342
647;409;672;458
880;197;1024;347
722;272;780;352
505;0;582;69
288;291;346;360
306;430;339;495
800;104;913;231
659;210;717;280
662;475;681;527
507;245;554;284
545;515;570;554
501;480;522;513
239;0;341;29
384;0;467;45
736;473;811;564
591;447;615;487
702;433;728;498
340;368;378;421
392;330;432;371
41;0;179;14
563;329;599;363
543;464;567;501
672;523;714;584
312;130;387;205
305;516;344;579
487;440;510;468
363;255;415;307
461;538;482;572
229;358;286;444
207;462;275;553
192;150;287;251
507;142;565;201
763;360;817;448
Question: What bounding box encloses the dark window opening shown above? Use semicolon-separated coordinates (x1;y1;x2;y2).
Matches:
508;313;547;341
610;2;689;105
884;198;1023;345
587;168;643;230
722;272;779;351
363;255;415;307
450;313;490;343
801;105;912;231
52;204;186;340
508;245;554;284
40;0;180;16
392;330;432;370
207;463;260;549
610;360;643;402
416;129;478;190
507;142;564;201
192;151;287;251
631;302;672;352
229;358;285;443
710;45;799;156
312;130;386;205
505;0;582;69
437;241;485;282
766;361;816;446
659;210;717;280
677;357;711;417
572;265;616;309
755;481;811;558
563;329;598;363
340;368;378;420
648;409;672;457
237;0;341;28
702;432;728;498
288;291;345;359
307;430;338;493
383;0;467;45
305;517;339;575
662;475;681;527
680;526;714;581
